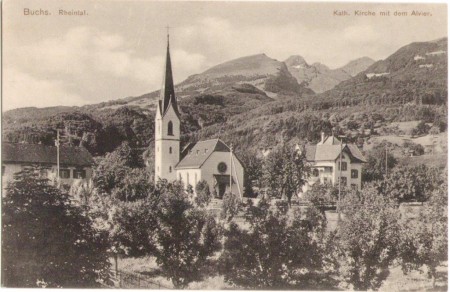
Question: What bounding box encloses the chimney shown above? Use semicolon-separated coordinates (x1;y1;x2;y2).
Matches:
321;132;325;144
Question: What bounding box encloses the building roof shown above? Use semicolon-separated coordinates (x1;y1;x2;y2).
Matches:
319;135;342;145
305;140;366;163
176;139;231;169
158;36;180;118
2;142;94;167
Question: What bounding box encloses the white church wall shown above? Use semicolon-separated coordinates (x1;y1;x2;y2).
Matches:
177;168;202;191
201;152;244;199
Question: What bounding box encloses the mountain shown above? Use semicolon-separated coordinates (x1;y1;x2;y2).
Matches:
3;38;447;158
284;55;374;93
319;37;448;105
340;57;376;77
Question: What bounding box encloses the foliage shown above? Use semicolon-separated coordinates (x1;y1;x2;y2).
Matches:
237;151;263;198
362;142;398;182
402;140;424;156
93;142;153;201
262;143;310;205
411;120;431;136
398;182;448;288
303;182;339;209
221;192;242;222
219;199;334;289
337;184;400;290
383;165;443;203
1;168;111;287
195;180;212;207
154;181;222;288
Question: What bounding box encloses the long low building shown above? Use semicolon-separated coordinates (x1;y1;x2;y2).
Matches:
2;142;94;187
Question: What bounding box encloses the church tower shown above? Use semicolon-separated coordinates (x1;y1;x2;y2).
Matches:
154;33;180;182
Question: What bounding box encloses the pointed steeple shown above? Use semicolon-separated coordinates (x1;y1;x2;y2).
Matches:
160;31;179;117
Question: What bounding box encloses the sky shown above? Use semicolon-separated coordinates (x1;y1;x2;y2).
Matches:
2;0;448;110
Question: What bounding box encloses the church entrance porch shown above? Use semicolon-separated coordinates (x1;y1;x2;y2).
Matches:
213;174;234;199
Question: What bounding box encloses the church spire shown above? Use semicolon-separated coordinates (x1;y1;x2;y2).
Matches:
160;28;179;116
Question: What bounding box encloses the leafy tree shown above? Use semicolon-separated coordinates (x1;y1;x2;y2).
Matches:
219;199;334;289
2;168;111;287
93;142;153;201
303;183;339;212
411;120;431;136
383;165;443;203
221;192;242;221
362;143;397;182
195;180;212;207
154;181;222;288
336;184;400;290
398;182;448;288
238;151;263;197
262;143;310;206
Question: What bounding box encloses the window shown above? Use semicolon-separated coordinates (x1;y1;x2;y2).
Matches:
195;173;198;185
59;169;70;179
323;177;328;183
312;168;319;177
338;161;347;171
340;177;347;187
169;166;172;173
2;166;5;176
179;173;182;180
351;184;358;190
204;149;208;154
218;162;227;173
351;169;358;179
196;150;199;155
157;146;159;152
187;173;190;185
168;121;173;136
73;169;86;179
169;147;172;154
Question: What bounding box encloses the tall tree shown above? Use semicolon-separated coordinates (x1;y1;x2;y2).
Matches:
154;181;222;288
336;184;400;290
2;168;111;288
262;143;310;206
399;181;448;288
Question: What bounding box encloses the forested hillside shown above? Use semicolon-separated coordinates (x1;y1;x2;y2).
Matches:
3;38;448;164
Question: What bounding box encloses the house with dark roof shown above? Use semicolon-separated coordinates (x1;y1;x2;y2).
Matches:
303;133;366;192
2;142;95;186
154;35;244;198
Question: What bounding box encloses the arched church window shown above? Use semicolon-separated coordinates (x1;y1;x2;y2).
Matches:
169;166;172;173
169;147;172;154
187;173;190;184
168;121;173;136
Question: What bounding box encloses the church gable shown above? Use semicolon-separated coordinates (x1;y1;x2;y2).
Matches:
175;139;231;169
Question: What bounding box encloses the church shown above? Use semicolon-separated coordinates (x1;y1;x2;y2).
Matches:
154;36;245;199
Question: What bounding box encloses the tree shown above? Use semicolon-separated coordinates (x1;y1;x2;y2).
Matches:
412;120;430;136
262;143;310;206
93;142;154;201
219;199;334;289
195;180;212;207
154;181;222;288
303;182;339;212
221;192;241;222
336;184;400;290
399;182;448;288
362;143;397;182
2;168;111;287
238;151;263;197
383;165;443;203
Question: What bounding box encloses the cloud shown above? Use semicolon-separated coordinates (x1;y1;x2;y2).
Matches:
4;26;208;110
3;68;84;111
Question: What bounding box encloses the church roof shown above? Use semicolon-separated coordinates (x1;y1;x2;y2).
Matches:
158;35;180;118
175;139;231;169
2;142;94;167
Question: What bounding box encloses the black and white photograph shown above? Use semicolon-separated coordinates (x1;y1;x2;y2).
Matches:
1;0;448;290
